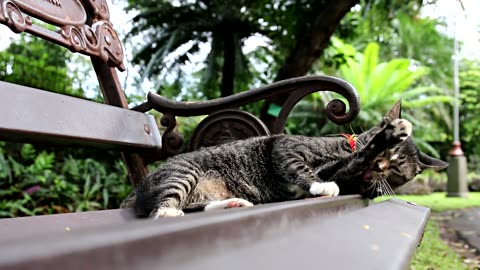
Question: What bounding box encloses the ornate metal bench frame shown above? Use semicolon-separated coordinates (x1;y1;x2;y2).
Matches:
0;0;361;183
0;2;430;270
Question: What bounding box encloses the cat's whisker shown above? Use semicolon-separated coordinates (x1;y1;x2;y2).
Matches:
381;179;395;197
369;181;378;198
380;179;391;196
371;179;383;197
356;140;366;150
374;180;382;194
373;179;385;197
382;181;392;197
370;187;375;197
368;178;377;189
380;179;392;196
383;179;396;197
380;179;390;196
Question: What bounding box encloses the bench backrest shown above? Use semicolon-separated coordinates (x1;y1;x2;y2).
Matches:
0;0;160;186
0;1;364;185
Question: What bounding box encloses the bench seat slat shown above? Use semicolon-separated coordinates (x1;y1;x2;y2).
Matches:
0;81;161;150
0;197;429;270
0;209;136;242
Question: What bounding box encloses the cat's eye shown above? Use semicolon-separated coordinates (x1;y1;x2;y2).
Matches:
373;163;383;172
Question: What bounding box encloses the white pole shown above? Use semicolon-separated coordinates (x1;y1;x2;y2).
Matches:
453;10;460;143
447;1;468;198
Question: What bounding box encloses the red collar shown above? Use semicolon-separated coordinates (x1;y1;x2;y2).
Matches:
341;133;357;152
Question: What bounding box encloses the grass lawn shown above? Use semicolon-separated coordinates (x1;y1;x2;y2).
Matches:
377;192;480;270
394;192;480;212
410;221;468;270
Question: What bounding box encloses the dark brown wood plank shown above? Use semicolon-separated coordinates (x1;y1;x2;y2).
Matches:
0;196;429;270
0;209;136;242
0;81;161;151
0;197;427;270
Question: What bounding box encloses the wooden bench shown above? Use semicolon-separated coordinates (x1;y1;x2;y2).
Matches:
0;1;430;269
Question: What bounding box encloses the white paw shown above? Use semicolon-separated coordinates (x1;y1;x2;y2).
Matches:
204;198;254;211
153;207;185;219
309;182;340;197
392;119;412;141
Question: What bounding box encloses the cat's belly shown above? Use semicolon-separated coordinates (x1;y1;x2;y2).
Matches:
192;178;233;201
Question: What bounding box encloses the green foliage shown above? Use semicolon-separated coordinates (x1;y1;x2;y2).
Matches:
459;59;480;170
0;34;84;97
288;39;452;157
126;0;375;98
378;192;480;212
337;41;452;152
0;31;128;217
126;0;269;97
0;143;130;218
341;2;453;88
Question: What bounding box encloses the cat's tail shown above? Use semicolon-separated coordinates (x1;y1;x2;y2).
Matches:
133;161;201;217
119;192;136;208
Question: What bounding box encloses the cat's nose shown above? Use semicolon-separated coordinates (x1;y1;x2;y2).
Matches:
374;160;389;172
378;160;389;170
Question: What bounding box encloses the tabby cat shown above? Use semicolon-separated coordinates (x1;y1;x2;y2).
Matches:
123;100;448;218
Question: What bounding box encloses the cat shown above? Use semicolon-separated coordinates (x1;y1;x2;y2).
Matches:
122;100;448;218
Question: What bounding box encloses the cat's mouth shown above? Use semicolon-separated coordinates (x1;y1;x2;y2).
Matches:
362;170;373;182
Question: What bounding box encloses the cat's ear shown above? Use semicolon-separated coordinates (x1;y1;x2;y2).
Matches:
381;99;402;126
418;151;449;171
385;99;402;119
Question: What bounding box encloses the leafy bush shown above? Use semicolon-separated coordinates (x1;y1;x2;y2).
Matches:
287;39;452;159
0;32;135;218
0;142;131;218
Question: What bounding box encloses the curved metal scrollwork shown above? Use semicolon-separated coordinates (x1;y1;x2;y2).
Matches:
83;0;110;21
1;0;30;33
189;110;270;151
0;0;124;70
160;113;185;156
145;76;360;123
60;21;124;67
136;75;360;156
272;77;360;134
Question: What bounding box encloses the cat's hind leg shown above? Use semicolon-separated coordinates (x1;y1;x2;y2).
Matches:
152;207;185;218
183;176;253;212
183;198;254;213
204;198;254;211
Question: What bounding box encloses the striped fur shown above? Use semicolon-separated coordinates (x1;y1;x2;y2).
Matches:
123;102;448;218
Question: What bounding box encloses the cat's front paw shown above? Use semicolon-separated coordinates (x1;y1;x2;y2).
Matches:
309;182;340;197
391;119;412;141
151;207;185;219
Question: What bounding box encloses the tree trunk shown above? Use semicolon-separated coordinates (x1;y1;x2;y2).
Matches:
260;0;359;130
220;32;235;97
